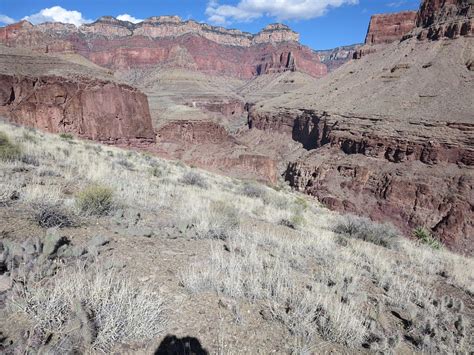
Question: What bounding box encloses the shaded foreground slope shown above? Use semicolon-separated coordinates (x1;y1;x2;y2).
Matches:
0;121;473;353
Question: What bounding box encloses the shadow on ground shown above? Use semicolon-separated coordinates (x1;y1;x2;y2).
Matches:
155;335;209;355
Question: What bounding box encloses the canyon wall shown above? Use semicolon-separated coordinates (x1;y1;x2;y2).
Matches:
0;74;155;145
247;0;474;253
248;107;473;253
0;18;326;79
415;0;473;39
365;11;418;45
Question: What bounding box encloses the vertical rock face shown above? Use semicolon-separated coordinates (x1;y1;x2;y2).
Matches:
0;19;326;79
416;0;473;39
365;11;418;44
0;74;155;144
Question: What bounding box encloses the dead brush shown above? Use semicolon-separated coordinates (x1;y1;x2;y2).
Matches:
33;202;75;228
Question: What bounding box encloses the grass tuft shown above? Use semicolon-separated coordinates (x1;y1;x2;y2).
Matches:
413;227;442;249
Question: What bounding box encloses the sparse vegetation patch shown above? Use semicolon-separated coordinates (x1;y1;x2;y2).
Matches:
0;131;22;161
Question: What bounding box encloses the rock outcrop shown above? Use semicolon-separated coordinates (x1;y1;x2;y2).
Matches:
0;45;155;145
314;45;361;71
0;18;326;79
155;120;277;183
365;11;418;45
415;0;473;39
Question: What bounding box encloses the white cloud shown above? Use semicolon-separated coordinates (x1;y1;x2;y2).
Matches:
23;6;92;27
206;0;359;24
0;14;16;25
116;14;143;23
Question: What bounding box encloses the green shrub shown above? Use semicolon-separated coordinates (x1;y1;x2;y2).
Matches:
333;214;399;249
59;133;74;140
0;131;22;161
76;185;114;216
413;227;442;249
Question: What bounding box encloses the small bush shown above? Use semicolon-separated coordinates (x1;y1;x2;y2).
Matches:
180;172;208;189
0;131;22;161
150;166;166;178
34;203;75;228
240;182;267;199
413;227;442;249
59;133;74;140
76;185;114;216
333;214;399;249
207;200;240;239
116;158;134;170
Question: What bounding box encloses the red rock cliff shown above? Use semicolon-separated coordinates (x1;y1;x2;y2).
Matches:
365;11;418;44
416;0;473;39
0;74;155;145
0;18;327;79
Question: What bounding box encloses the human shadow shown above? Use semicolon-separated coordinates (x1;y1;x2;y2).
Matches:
155;334;209;355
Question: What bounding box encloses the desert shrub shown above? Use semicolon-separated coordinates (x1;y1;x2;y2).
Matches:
0;131;22;161
11;264;167;352
295;196;309;211
180;172;208;189
20;154;40;166
413;227;442;249
150;165;167;178
34;202;75;228
281;212;306;230
333;214;399;249
76;185;114;216
207;200;240;239
59;133;74;140
116;158;134;170
240;182;267;199
22;132;37;143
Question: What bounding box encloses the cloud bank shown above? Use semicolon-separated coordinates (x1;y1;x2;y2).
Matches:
23;6;92;27
206;0;359;24
0;14;15;25
116;14;144;23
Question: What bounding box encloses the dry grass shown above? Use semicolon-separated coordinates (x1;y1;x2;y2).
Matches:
0;121;472;353
11;263;167;353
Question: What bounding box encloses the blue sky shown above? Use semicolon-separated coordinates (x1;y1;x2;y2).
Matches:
0;1;421;49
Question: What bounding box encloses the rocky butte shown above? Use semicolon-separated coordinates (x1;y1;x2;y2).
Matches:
0;16;327;79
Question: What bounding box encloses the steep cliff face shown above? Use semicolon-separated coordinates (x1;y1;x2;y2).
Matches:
415;0;473;39
365;11;418;44
0;18;326;79
0;45;155;145
155;120;277;183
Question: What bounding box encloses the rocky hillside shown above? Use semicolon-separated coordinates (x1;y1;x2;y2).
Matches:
1;121;473;353
0;17;327;79
248;0;474;253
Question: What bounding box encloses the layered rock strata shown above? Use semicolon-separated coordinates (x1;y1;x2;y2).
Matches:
0;18;326;79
